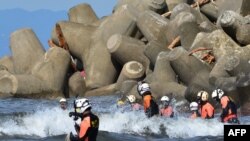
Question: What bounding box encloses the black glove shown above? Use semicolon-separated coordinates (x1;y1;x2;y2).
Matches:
69;112;83;120
69;112;75;117
70;132;79;141
74;123;80;133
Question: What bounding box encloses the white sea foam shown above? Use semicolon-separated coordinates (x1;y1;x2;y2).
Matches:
0;102;249;139
99;110;224;138
0;107;75;137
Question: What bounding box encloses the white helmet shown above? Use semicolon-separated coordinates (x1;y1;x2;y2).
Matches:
59;98;67;103
197;91;209;102
127;95;136;103
190;102;199;111
137;81;151;96
212;89;224;99
161;96;169;102
75;98;91;113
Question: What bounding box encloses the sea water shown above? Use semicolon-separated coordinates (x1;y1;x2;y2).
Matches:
0;96;249;141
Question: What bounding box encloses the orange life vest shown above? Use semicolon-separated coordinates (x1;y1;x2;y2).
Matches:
201;102;214;119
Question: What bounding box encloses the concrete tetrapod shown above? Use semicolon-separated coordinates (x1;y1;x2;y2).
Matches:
68;3;98;25
0;56;14;73
150;51;187;99
10;28;45;74
177;12;201;50
137;10;169;44
84;5;139;89
32;47;70;92
51;21;96;62
114;0;167;14
144;40;167;67
107;34;150;72
165;47;213;102
116;61;145;90
68;71;86;97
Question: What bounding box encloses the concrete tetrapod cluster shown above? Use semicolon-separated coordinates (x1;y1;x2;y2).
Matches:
0;0;250;114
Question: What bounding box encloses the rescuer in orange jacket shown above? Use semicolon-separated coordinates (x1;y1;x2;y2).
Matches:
137;81;159;118
69;98;99;141
126;95;143;111
197;91;214;119
212;89;240;124
189;101;201;119
159;96;174;118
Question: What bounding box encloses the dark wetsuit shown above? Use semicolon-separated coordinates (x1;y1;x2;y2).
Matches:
143;93;159;118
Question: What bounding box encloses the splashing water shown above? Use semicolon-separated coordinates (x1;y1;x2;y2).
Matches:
0;107;75;138
99;110;224;138
0;97;249;140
